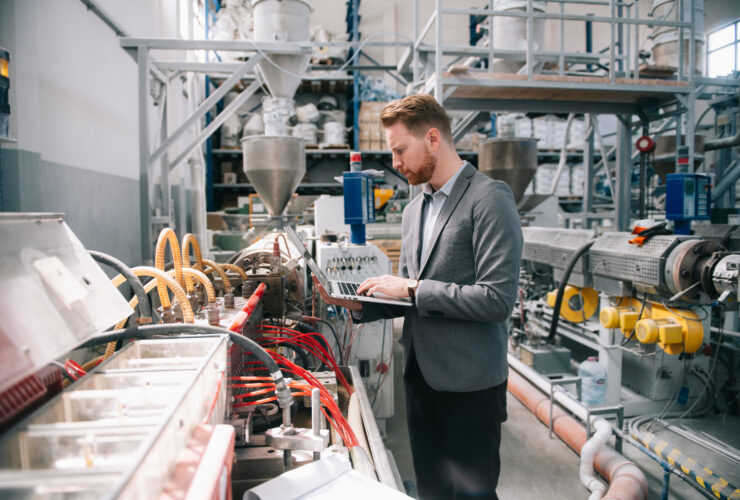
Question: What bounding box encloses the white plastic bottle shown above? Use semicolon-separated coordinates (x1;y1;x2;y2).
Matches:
579;356;607;405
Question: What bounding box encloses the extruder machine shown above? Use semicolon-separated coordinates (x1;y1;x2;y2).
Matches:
0;213;405;499
515;224;740;416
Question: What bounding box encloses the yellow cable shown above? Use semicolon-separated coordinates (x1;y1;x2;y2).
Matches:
173;268;216;304
155;228;193;294
132;266;194;322
182;233;205;271
219;262;248;281
201;258;232;291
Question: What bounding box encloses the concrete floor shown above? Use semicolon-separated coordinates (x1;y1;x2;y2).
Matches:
382;319;738;499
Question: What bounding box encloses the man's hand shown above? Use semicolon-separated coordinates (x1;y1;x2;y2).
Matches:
312;275;363;311
357;274;410;299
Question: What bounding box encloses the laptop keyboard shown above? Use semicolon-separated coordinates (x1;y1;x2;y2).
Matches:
337;281;360;296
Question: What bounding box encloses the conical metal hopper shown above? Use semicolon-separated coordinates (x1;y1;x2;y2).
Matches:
252;0;312;98
478;138;539;203
241;136;306;215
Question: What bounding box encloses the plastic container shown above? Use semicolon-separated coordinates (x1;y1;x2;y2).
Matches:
579;356;607;405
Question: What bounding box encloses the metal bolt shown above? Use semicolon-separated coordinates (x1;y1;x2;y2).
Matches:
224;292;235;309
161;307;176;324
693;245;703;254
207;305;220;326
680;269;690;278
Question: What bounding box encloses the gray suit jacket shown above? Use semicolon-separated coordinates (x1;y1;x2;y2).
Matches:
360;162;523;392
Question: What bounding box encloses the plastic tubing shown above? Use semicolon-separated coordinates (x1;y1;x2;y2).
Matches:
132;266;194;323
76;323;294;409
155;227;192;294
173;268;216;304
202;258;232;291
182;232;205;271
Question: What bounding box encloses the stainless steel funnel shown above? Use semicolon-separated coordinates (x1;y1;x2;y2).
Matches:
478;138;538;203
252;0;311;98
241;136;306;215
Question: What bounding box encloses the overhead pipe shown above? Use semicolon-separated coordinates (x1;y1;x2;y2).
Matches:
711;158;740;202
549;113;576;195
704;78;740;151
507;356;648;500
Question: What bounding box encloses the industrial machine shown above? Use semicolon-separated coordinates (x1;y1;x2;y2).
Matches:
0;212;404;498
515;225;740;412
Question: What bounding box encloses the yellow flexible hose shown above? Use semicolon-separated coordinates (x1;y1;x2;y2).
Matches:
182;233;205;271
201;258;232;291
155;228;193;294
132;266;194;322
172;268;216;304
219;262;248;281
111;270;171;312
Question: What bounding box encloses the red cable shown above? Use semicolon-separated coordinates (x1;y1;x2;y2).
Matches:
201;371;225;424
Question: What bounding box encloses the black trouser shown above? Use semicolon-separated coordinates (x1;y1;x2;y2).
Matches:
404;349;507;500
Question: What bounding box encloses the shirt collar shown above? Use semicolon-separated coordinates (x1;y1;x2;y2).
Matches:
422;161;467;197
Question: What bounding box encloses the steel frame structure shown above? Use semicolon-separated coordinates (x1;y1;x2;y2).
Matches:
410;0;738;232
122;38;414;263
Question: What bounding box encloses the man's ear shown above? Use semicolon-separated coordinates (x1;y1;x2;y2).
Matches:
427;127;442;152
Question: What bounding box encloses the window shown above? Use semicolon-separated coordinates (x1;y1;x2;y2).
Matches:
706;20;739;77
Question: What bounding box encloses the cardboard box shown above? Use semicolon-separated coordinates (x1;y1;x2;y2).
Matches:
222;172;237;184
359;101;387;123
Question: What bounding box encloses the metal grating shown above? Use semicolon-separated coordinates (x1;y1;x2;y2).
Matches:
522;227;560;264
588;233;683;287
546;229;594;274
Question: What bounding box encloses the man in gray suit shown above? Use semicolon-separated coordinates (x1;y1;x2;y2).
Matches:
316;95;522;500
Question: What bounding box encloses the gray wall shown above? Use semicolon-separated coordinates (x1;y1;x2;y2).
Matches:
0;0;178;265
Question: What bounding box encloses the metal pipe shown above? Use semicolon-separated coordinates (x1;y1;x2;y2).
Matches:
507;368;648;499
549;114;576;195
149;56;261;166
79;0;128;37
434;0;443;104
704;79;740;151
711;158;740;202
169;77;262;173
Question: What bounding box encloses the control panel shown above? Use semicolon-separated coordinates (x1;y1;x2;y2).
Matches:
315;241;394;424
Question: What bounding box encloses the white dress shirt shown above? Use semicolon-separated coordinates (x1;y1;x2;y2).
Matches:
419;163;466;262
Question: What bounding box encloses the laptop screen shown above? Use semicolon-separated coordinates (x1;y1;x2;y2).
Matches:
283;226;332;290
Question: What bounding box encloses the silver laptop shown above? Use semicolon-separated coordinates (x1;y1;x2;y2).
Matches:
284;226;413;307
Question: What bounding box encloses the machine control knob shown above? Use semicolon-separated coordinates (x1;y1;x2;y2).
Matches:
600;307;620;329
635;319;659;344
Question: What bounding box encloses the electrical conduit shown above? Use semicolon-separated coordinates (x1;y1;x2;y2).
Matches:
182;232;205;271
202;258;233;291
155;227;193;294
131;266;194;322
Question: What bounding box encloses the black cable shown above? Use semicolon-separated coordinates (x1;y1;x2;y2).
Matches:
77;323;294;407
621;292;647;346
294;321;334;371
318;318;343;363
89;250;152;320
548;240;596;340
274;342;312;370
